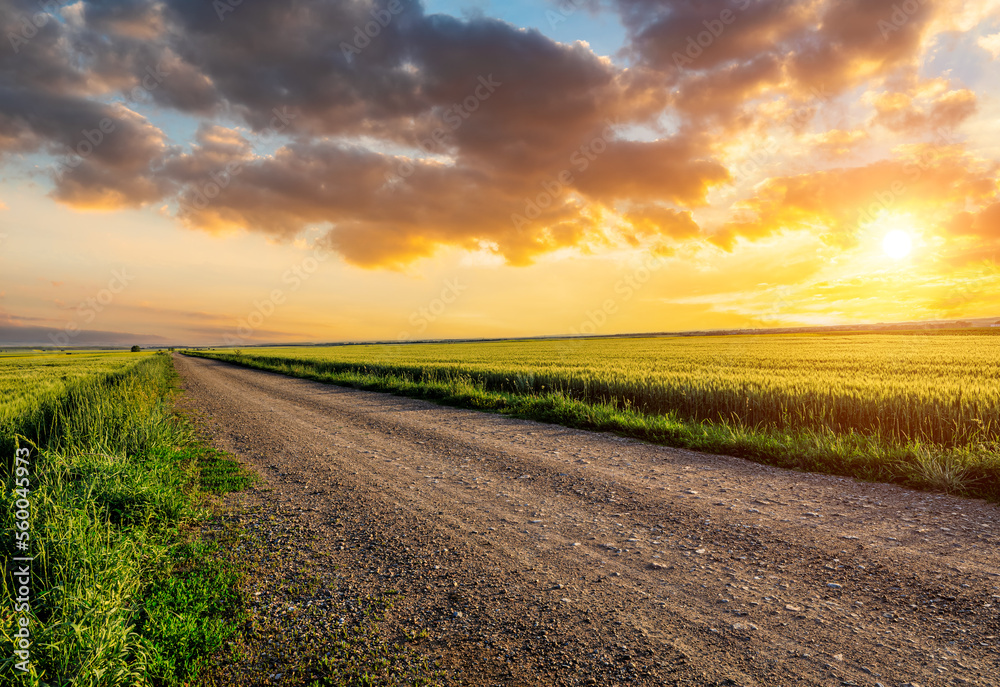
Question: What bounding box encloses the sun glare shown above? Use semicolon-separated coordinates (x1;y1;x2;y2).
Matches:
882;229;912;260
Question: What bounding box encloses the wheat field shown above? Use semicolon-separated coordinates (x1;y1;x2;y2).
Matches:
0;351;151;449
213;333;1000;447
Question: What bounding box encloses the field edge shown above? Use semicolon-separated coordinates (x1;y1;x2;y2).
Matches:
1;353;259;686
182;350;1000;504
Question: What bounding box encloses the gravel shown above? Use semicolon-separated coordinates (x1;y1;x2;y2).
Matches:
176;353;1000;686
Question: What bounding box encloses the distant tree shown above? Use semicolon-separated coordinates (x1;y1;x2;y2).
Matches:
130;345;142;352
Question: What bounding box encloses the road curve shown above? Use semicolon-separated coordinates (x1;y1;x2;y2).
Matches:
174;352;1000;687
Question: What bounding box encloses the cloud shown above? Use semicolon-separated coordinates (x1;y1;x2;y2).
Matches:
1;0;732;265
0;323;167;346
79;0;167;40
710;144;999;249
871;88;978;134
0;0;174;206
787;0;937;92
617;0;815;76
163;130;727;267
670;53;785;125
979;31;1000;57
47;103;173;209
964;202;1000;239
614;0;949;128
570;138;729;204
803;129;871;159
0;0;998;272
623;204;701;241
949;202;1000;258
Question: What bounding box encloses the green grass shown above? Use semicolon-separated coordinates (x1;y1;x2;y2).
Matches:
1;353;257;686
185;337;1000;501
140;539;245;683
2;350;432;686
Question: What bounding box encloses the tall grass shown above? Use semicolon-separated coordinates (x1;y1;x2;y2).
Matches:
1;353;254;686
186;337;1000;501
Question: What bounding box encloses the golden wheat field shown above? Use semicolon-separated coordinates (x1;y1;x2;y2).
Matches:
219;333;1000;447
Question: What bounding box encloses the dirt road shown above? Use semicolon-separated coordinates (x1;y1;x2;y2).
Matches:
174;353;1000;686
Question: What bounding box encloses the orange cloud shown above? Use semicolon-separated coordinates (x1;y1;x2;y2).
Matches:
949;203;1000;258
162;122;729;267
670;54;784;125
979;32;1000;58
623;204;701;242
3;0;998;280
804;129;871;159
571;139;729;205
871;88;977;133
788;0;938;95
966;203;1000;239
710;144;999;250
620;0;950;135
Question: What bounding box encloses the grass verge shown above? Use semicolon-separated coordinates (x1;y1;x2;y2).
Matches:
185;350;1000;502
1;352;257;686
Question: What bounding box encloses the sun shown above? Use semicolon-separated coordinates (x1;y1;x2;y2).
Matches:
882;229;912;260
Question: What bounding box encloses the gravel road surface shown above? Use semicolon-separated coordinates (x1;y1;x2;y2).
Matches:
175;353;1000;686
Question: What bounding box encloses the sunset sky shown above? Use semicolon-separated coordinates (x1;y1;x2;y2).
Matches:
1;0;999;346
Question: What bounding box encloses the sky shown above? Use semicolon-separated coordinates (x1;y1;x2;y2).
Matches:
1;0;999;346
